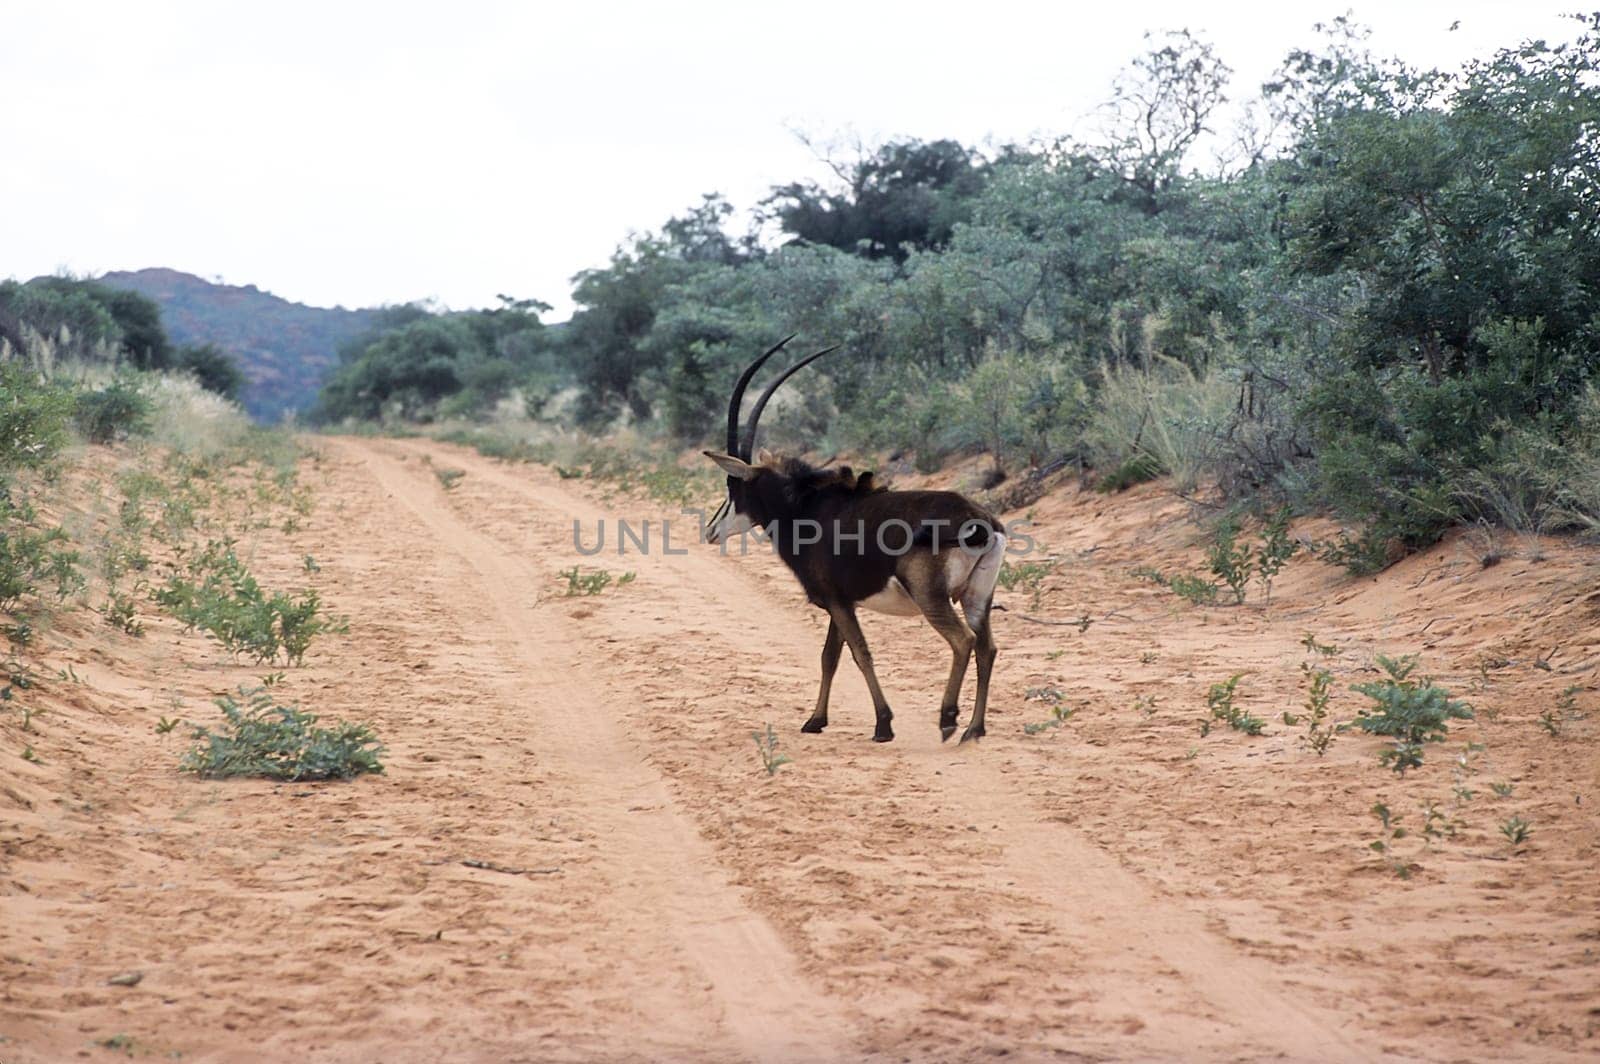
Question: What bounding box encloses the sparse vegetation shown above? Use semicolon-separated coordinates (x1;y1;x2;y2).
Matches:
1294;662;1338;755
1203;673;1264;736
1499;816;1532;847
1369;801;1417;879
155;539;345;665
752;723;792;776
180;686;384;781
1023;684;1076;734
997;559;1054;608
559;566;636;596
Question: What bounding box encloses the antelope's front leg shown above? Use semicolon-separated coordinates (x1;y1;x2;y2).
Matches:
802;619;843;733
828;604;895;742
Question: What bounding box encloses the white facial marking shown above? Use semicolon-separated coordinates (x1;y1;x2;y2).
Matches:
707;503;755;545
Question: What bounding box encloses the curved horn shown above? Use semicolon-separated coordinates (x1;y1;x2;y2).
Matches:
726;335;795;455
740;344;840;460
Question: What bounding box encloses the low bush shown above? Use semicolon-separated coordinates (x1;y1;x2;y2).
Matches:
1352;654;1473;774
73;378;152;444
181;686;383;781
0;362;73;472
155;539;344;664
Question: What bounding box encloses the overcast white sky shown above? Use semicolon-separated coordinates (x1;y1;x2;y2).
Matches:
0;1;1582;318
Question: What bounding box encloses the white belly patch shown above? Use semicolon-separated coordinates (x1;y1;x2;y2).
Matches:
859;576;921;616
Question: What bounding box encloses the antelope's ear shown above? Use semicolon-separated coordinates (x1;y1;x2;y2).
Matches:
702;451;759;480
754;447;779;467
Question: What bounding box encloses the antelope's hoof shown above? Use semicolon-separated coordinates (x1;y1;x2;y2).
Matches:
958;726;985;745
872;727;895;743
800;717;826;734
940;725;957;742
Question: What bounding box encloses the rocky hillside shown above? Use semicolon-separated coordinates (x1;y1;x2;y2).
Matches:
98;268;380;421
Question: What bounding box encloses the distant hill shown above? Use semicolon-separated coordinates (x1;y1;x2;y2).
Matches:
97;268;381;421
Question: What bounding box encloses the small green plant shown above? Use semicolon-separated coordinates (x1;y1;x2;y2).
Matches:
155;716;181;735
1300;632;1340;657
100;589;143;636
1023;684;1076;733
559;566;634;596
1499;815;1531;846
1023;700;1076;735
1313;529;1390;576
997;560;1054;608
1205;673;1264;735
1096;453;1163;493
1297;662;1337;755
1352;654;1473;775
1131;693;1159;718
0;506;85;612
1130;565;1167;587
1489;781;1515;798
303;554;321;573
1418;799;1462;841
1450;743;1484;803
1254;506;1300;602
435;467;466;490
752;723;792;776
1538;685;1585;737
1369;801;1417;879
180;686;384;781
1206;519;1253;604
97;1033;137;1054
21;744;38;763
155;539;343;664
1168;573;1220;606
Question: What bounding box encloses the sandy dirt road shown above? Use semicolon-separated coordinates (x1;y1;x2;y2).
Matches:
4;435;1598;1061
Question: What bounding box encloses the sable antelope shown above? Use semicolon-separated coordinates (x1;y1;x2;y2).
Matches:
702;337;1006;744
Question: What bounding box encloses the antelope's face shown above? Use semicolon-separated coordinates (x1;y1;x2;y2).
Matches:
702;451;769;544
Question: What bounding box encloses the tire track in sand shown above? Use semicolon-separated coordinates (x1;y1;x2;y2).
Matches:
388;436;1384;1062
339;438;852;1063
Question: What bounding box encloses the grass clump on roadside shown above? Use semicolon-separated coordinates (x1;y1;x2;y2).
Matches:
181;685;384;781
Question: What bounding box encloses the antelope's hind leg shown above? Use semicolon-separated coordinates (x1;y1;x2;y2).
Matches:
957;534;1006;744
911;583;976;742
802;618;843;733
960;605;997;744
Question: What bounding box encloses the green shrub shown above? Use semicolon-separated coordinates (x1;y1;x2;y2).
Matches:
0;362;73;472
0;499;84;611
181;686;383;781
1206;519;1252;604
74;378;152;444
155;539;344;664
1204;673;1265;735
1096;452;1163;493
1168;573;1219;605
1352;654;1473;774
